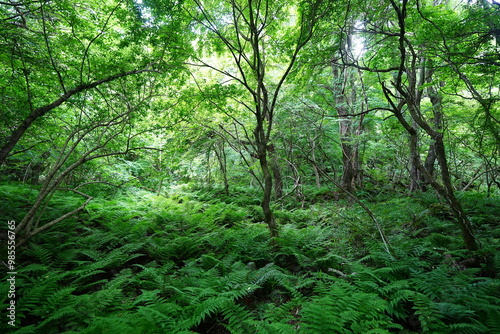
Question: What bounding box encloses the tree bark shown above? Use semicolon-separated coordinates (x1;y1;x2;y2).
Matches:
269;146;283;199
423;76;444;188
272;163;283;199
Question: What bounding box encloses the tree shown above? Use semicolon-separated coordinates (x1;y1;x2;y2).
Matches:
419;0;500;194
1;0;189;244
358;0;480;251
330;23;368;193
0;0;182;167
186;0;330;239
12;66;187;245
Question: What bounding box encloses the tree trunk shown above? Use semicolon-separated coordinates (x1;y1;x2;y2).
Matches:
424;142;437;180
331;24;364;193
258;142;278;239
214;141;230;195
434;136;479;251
272;163;283;199
340;135;361;192
423;76;444;188
268;145;283;199
332;67;363;193
409;125;422;192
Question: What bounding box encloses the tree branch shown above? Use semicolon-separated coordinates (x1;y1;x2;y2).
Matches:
0;68;159;167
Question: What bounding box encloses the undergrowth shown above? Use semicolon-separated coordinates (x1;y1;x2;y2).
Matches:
1;184;499;333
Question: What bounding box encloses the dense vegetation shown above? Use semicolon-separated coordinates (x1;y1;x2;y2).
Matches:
1;0;499;333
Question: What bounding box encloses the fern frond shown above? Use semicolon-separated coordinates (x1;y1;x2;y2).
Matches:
182;295;230;329
16;263;51;276
37;305;80;330
79;316;139;334
449;322;490;334
299;281;399;333
29;243;53;265
485;309;500;333
221;302;257;334
16;272;66;318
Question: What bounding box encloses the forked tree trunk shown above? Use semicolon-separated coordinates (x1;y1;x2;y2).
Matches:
191;0;323;242
398;114;479;251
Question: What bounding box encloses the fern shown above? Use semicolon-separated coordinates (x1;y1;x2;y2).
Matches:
7;186;498;334
485;309;500;334
299;280;401;333
15;263;51;276
221;302;259;334
28;243;53;265
16;271;67;319
449;322;490;334
260;300;302;334
78;316;139;334
36;305;80;331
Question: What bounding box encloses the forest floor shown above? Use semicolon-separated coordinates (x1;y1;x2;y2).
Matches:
1;183;500;333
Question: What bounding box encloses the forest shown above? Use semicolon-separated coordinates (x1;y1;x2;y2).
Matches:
1;0;499;333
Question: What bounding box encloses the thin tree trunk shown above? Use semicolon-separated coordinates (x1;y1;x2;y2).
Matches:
258;143;278;238
409;125;422;191
434;136;478;251
331;24;364;193
423;76;444;187
424;142;437;179
332;69;363;193
311;149;321;188
214;141;230;195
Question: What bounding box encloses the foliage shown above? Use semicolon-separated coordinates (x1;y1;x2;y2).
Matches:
2;185;499;333
1;0;500;333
